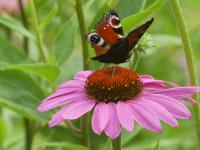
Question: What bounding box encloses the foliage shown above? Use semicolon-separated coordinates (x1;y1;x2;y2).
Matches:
0;0;199;150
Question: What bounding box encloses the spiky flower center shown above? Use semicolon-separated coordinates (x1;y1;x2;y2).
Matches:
85;66;143;103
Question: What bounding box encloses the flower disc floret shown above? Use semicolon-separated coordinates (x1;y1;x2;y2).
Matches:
85;66;143;103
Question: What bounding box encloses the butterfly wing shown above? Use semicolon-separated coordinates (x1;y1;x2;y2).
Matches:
91;38;130;63
95;10;123;46
126;18;154;50
91;18;154;64
86;10;123;56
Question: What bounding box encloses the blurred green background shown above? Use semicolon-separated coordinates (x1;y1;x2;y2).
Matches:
0;0;200;150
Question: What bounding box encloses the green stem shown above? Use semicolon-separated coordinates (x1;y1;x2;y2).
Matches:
131;0;148;70
18;1;33;149
29;0;48;62
81;114;89;147
23;118;33;150
75;0;90;147
169;0;200;149
18;0;28;54
75;0;89;70
112;135;121;150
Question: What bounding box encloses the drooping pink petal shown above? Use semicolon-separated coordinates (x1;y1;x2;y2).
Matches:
92;103;109;135
117;101;134;132
136;99;178;127
48;108;66;127
43;88;84;102
128;101;162;132
74;71;92;81
62;100;95;120
143;94;191;119
41;92;87;105
154;87;200;99
37;92;88;112
104;103;120;139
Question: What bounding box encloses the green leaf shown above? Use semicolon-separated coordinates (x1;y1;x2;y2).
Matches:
36;142;89;150
52;0;105;66
39;4;59;32
153;140;160;150
152;34;182;47
122;126;142;146
0;70;50;120
87;3;109;31
0;15;35;40
0;117;8;143
122;0;166;32
0;62;60;83
0;38;27;63
52;16;78;65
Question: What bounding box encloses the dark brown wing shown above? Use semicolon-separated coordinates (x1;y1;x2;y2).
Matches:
91;18;154;64
126;18;154;50
91;38;130;64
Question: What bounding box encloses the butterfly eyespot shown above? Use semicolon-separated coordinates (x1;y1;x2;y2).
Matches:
87;32;104;46
109;16;121;29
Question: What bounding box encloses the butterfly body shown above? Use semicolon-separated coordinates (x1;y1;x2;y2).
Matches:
86;10;154;64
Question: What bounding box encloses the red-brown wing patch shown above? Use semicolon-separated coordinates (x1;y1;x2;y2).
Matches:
96;20;121;46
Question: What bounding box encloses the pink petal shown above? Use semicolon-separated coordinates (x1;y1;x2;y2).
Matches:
92;103;109;135
154;87;200;99
62;100;95;120
184;98;197;104
140;75;154;80
136;99;178;127
104;103;120;139
44;91;87;103
74;71;92;81
37;92;88;112
43;88;84;102
58;80;85;89
48;108;65;127
128;101;162;132
143;94;191;119
117;101;134;132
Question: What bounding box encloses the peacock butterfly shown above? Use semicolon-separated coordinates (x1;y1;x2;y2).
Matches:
86;10;154;64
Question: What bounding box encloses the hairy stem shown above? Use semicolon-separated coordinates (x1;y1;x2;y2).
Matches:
30;0;48;62
169;0;200;149
112;135;121;150
75;0;90;147
18;0;28;54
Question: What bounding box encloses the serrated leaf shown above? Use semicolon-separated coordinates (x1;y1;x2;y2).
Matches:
0;70;51;120
0;15;35;40
153;140;160;150
0;38;27;63
0;62;60;82
122;0;166;32
39;4;59;32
